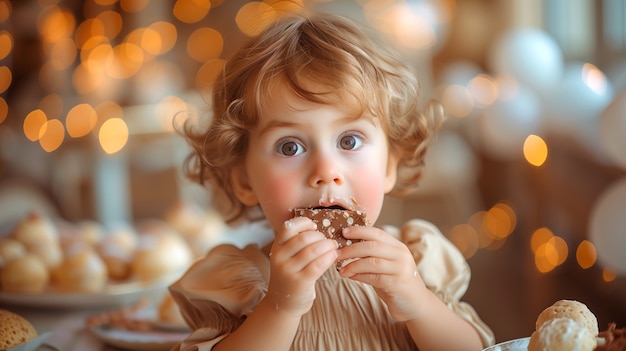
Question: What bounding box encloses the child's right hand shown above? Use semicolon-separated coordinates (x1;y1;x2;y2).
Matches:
265;217;339;317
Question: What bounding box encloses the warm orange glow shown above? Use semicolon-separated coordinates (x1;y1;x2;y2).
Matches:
0;1;11;24
108;43;144;79
533;232;568;273
157;96;190;132
38;6;75;43
535;241;558;273
196;58;225;89
73;61;105;95
0;97;7;124
39;119;65;152
120;0;149;12
447;224;479;259
267;0;305;15
96;11;123;40
530;227;553;253
467;211;494;248
367;1;436;50
0;31;12;60
441;85;474;118
602;268;616;282
485;205;514;239
523;134;548;167
75;19;105;49
99;118;129;154
173;0;212;24
576;240;597;269
80;35;109;62
50;38;77;70
0;65;10;94
548;236;568;266
469;74;498;107
187;27;223;62
137;28;162;56
94;101;123;132
24;109;48;141
95;0;117;5
236;2;276;37
39;94;64;120
149;21;177;55
66;103;98;138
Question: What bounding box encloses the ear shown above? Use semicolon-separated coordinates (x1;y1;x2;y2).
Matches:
384;153;398;194
230;163;259;206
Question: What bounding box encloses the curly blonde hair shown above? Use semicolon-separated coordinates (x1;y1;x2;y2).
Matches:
181;11;442;222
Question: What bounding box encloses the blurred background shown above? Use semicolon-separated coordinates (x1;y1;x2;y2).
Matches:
0;0;625;344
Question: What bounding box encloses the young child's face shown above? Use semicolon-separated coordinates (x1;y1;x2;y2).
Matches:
232;82;397;232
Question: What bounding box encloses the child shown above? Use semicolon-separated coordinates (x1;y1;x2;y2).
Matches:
170;10;495;351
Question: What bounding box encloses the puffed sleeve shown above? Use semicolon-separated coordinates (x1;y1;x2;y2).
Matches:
168;243;270;351
395;219;495;347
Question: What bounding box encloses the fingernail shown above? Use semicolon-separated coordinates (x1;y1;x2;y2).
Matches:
284;220;294;229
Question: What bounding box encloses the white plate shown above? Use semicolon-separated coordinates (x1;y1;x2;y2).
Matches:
0;274;179;309
482;337;530;351
90;327;189;351
7;332;53;351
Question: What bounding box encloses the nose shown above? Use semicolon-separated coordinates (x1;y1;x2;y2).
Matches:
308;151;344;188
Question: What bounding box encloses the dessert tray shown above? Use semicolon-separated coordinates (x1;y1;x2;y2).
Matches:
0;274;178;309
482;337;530;351
5;332;54;351
89;327;189;351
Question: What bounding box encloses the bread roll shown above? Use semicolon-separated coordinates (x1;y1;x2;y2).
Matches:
54;248;107;292
0;237;26;266
1;253;49;293
535;299;598;336
131;220;192;282
12;211;59;247
0;309;38;349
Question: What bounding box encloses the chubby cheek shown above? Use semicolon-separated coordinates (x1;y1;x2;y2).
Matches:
254;171;302;230
351;172;387;224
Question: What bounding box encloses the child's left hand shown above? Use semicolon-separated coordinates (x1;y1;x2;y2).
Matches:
336;226;427;322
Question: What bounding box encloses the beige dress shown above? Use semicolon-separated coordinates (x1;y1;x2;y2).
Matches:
169;219;495;350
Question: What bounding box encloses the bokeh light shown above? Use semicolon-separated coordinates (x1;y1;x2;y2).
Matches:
66;103;98;138
39;119;65;152
0;31;12;60
99;117;129;154
236;2;276;37
187;27;223;62
173;0;212;24
523;134;548;167
576;240;597;269
24;109;48;141
0;97;7;124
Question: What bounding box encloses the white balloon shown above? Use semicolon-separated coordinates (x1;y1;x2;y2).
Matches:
599;90;626;170
589;177;626;276
478;78;541;160
488;28;563;94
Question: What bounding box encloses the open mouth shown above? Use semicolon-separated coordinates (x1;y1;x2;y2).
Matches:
313;205;346;210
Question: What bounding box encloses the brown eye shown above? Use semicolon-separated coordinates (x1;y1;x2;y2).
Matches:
338;135;361;150
279;141;304;156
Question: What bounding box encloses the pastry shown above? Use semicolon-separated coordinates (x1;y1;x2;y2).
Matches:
529;317;597;351
131;220;193;281
0;253;49;293
536;299;599;336
54;247;108;292
0;309;38;349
